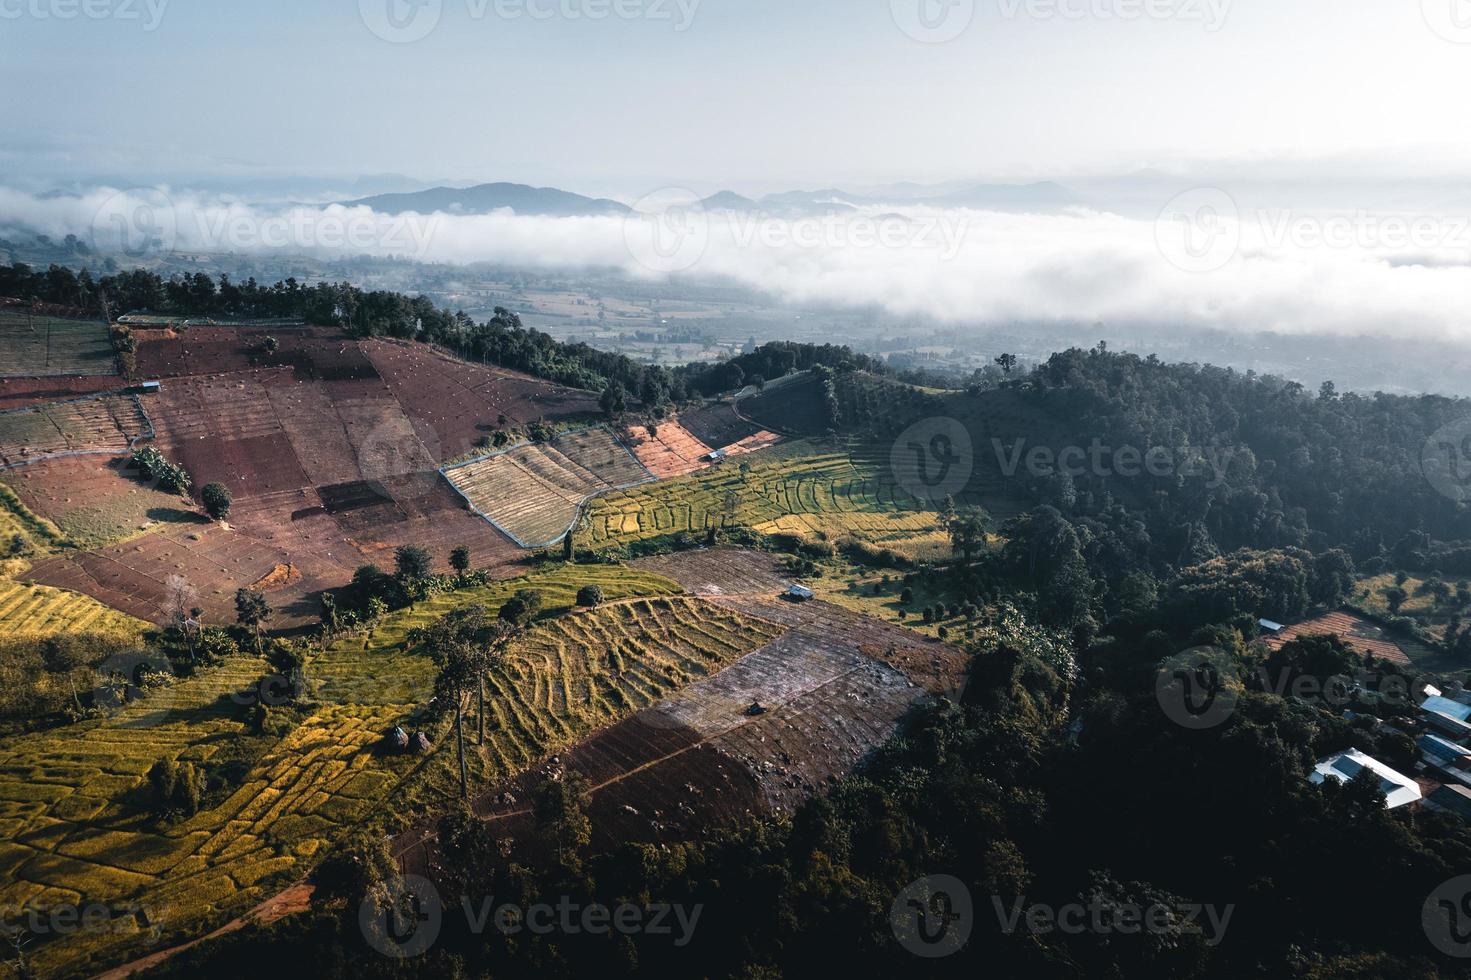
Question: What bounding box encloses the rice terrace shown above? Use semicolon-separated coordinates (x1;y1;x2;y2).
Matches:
0;298;1023;978
1;265;1448;980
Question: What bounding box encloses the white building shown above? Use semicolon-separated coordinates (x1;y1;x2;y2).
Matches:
1309;749;1423;809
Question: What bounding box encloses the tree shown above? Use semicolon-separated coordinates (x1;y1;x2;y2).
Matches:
599;382;628;420
534;772;592;874
234;588;272;651
201;482;232;522
499;589;545;627
1384;587;1408;615
945;506;991;562
423;606;518;795
395;545;433;582
995;353;1019;376
577;585;604;608
450;545;471;577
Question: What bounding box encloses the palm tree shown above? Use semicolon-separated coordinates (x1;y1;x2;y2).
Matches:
423;606;519;798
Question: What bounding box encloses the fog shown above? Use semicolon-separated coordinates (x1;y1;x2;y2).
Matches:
7;184;1471;342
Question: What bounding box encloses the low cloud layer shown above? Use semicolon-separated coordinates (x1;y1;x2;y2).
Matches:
6;185;1471;342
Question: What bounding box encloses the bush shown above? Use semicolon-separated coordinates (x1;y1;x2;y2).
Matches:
577;585;605;608
201;482;232;521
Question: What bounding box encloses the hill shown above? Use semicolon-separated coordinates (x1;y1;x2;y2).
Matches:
342;182;631;217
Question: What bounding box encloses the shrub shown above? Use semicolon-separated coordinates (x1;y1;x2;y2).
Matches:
577;585;605;608
201;482;232;521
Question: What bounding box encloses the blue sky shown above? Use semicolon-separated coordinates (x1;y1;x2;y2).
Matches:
4;0;1471;193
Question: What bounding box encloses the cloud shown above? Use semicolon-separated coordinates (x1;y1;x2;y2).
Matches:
5;185;1471;342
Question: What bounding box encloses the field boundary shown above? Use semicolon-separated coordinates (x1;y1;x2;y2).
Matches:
440;424;656;548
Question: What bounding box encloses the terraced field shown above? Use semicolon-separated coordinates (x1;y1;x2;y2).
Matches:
0;394;149;468
0;562;695;977
0;581;149;638
581;440;984;555
443;427;653;547
0;311;116;377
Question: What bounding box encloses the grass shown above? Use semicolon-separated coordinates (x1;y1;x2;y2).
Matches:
0;482;71;575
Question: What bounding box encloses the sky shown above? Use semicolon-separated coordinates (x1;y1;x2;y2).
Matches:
5;0;1471;193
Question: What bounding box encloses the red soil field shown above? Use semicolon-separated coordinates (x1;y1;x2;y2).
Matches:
364;340;601;459
622;421;716;478
8;337;598;626
0;376;121;411
1264;610;1411;666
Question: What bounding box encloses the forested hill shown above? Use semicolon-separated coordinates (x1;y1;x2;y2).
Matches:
742;348;1471;575
1025;346;1471;563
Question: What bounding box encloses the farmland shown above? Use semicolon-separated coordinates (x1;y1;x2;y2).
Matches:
443;427;652;547
451;547;969;849
622;421;715;478
4;331;615;626
0;394;149;468
0;561;711;978
0;310;116;378
579;439;997;557
0;581;148;639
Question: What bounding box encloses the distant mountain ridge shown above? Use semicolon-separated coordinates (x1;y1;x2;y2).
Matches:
345;178;1082;218
344;181;631;217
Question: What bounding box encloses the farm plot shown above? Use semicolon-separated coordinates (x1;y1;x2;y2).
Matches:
0;394;148;468
582;443;924;548
622;421;716;478
1;455;194;552
365;340;601;459
676;400;765;450
131;327;369;380
457;549;968;846
0;581;149;639
444;427;653;547
0;377;121;412
0;652;430;979
0;310;115;377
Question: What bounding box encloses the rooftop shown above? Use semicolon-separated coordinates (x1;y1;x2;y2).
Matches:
1309;749;1423;809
